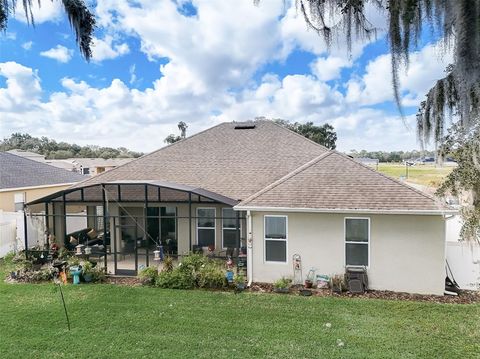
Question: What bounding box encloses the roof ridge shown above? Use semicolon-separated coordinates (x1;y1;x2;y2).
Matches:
240;151;333;206
69;121;227;189
334;151;448;207
267;120;330;152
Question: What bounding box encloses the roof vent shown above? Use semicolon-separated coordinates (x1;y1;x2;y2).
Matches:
234;122;256;130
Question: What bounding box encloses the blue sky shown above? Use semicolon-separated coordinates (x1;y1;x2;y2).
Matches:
0;0;451;153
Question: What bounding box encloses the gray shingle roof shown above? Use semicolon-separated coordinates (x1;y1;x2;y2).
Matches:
0;152;86;190
237;151;449;213
61;120;447;213
70;120;328;201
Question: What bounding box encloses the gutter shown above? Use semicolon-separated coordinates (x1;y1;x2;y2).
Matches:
246;210;253;287
234;206;458;216
0;182;78;193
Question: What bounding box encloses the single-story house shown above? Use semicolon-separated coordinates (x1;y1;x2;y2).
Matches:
26;120;455;295
0;152;86;212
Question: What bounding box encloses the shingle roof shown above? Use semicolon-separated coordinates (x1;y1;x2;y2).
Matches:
70;120;328;201
0;152;86;190
62;120;448;213
237;151;449;213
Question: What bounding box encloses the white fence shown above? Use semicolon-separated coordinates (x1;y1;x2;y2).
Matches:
446;241;480;290
0;211;46;257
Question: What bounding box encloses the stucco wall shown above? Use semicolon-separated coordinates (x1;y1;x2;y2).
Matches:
250;211;446;295
0;184;73;212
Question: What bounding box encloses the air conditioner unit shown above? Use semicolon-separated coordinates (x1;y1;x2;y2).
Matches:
346;266;368;294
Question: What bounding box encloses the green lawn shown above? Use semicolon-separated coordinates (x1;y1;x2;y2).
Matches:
0;269;479;358
377;163;453;188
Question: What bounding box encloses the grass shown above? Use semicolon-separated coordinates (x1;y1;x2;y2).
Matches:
377;163;453;188
0;268;479;358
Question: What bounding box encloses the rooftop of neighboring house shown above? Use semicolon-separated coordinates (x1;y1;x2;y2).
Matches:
0;152;86;190
70;158;135;168
63;120;448;213
6;149;45;162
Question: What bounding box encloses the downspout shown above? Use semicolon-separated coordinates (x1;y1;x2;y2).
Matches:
247;210;253;287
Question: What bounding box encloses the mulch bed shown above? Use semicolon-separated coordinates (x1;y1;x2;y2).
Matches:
105;276;143;286
249;282;480;304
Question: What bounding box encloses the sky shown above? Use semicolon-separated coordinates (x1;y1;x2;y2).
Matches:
0;0;452;153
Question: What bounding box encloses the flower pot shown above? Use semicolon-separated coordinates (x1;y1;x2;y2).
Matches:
236;283;245;291
304;280;313;289
83;274;93;283
273;287;289;294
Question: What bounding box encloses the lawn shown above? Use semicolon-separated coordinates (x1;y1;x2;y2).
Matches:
0;268;479;358
377;163;453;188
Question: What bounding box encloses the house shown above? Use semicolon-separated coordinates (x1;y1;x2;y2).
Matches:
26;120;455;295
69;158;134;176
0;152;86;212
6;149;46;162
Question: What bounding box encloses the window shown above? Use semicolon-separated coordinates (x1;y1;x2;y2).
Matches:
222;208;239;248
345;218;369;266
264;216;287;263
197;208;215;247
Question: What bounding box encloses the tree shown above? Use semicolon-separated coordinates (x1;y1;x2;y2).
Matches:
274;119;337;149
0;133;143;159
164;121;189;144
0;0;95;60
289;0;480;240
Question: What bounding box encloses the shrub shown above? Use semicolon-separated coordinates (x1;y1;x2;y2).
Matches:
163;256;174;272
178;253;209;273
273;277;292;290
90;266;106;283
155;268;195;289
139;266;159;285
197;263;226;289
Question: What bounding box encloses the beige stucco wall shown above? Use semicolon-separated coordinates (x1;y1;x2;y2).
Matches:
250;211;446;295
0;184;73;212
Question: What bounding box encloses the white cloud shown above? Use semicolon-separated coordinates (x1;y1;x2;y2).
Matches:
40;45;74;63
311;56;350;81
0;62;41;112
346;43;453;106
14;1;62;24
22;41;33;50
91;36;130;62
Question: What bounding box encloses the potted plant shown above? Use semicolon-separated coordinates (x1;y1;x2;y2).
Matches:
331;274;345;294
273;277;291;293
82;261;94;283
234;273;246;291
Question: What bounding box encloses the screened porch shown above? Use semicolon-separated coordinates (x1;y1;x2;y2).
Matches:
26;181;247;275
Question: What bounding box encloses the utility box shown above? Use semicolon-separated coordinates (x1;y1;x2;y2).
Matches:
346;266;368;293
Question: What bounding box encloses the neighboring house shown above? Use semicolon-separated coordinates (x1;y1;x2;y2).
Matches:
6;149;46;162
0;152;86;212
26;120;455;295
70;158;134;175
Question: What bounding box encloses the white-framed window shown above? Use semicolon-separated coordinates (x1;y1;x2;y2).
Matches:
264;215;287;263
345;217;370;267
197;207;216;247
222;208;239;249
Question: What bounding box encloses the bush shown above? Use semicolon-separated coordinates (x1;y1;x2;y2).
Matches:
197;263;226;289
273;277;292;289
90;266;106;282
139;266;159;285
178;253;209;273
156;268;195;289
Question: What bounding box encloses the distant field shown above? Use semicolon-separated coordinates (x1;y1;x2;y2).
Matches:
376;163;453;188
